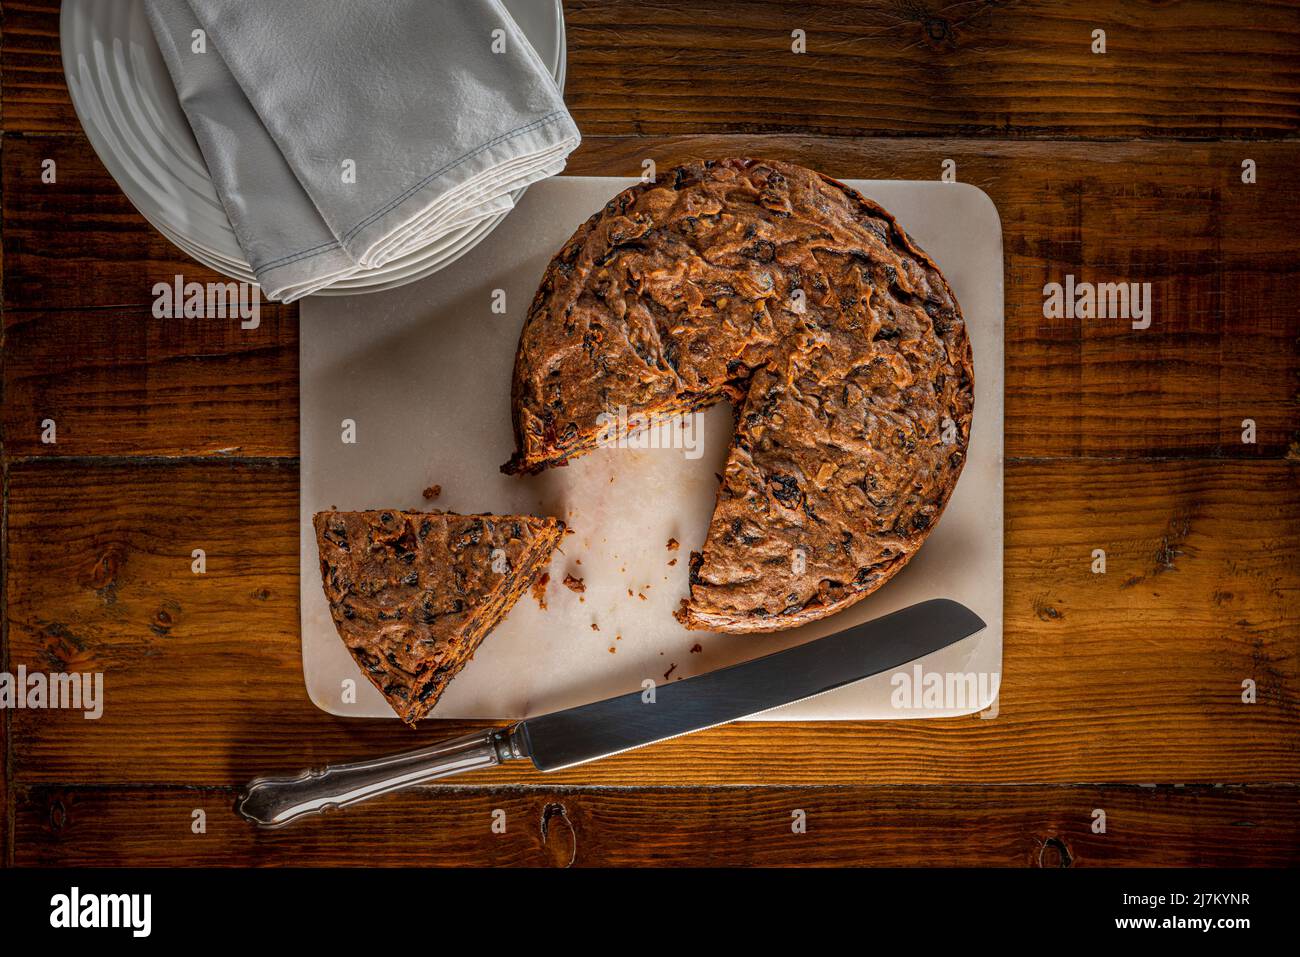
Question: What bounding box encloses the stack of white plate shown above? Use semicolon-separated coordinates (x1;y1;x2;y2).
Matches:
60;0;567;296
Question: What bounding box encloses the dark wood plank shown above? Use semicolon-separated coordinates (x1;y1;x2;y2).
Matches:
6;134;1298;459
5;457;1297;787
0;0;71;133
2;499;9;866
7;0;1300;138
1;704;8;867
3;308;298;457
1;135;236;311
12;784;1299;867
562;0;1300;139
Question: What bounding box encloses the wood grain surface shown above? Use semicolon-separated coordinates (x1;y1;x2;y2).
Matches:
6;1;1300;138
2;0;1298;867
12;784;1299;867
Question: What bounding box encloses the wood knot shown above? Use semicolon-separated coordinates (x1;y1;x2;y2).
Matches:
90;542;127;604
149;599;182;637
539;801;577;868
1038;836;1073;868
48;795;69;834
1033;595;1064;622
924;17;951;42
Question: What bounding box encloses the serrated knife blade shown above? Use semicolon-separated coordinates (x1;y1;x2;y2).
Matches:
518;597;986;770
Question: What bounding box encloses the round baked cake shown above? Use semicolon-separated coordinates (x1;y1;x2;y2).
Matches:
504;158;974;633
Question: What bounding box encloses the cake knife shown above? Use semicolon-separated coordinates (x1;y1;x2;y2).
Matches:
237;598;986;827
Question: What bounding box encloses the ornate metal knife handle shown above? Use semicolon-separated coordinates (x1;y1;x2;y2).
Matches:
236;727;526;827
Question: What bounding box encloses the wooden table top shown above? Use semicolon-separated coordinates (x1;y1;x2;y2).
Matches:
1;0;1297;866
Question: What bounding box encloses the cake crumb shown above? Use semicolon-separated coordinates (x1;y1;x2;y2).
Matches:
591;622;599;631
690;643;702;653
608;646;616;653
421;484;441;500
664;663;678;680
563;574;586;593
531;572;550;609
668;558;677;566
666;537;679;551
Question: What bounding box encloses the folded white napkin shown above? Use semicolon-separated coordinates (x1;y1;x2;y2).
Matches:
146;0;579;301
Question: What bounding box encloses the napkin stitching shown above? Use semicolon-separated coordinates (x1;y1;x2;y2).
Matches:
259;239;343;272
258;110;572;275
339;110;570;243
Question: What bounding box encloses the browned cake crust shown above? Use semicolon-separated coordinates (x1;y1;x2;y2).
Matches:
313;509;564;722
504;158;973;633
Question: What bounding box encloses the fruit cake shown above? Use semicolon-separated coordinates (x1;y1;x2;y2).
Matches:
503;158;973;633
313;509;564;722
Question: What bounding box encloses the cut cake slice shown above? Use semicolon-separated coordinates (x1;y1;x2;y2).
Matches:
313;509;564;724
